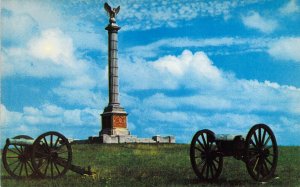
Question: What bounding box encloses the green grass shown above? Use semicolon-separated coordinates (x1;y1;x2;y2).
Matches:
1;144;300;186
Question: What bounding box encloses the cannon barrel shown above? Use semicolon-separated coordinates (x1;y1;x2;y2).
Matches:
6;138;35;146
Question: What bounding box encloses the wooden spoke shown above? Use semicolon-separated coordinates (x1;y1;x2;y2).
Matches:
35;151;49;156
20;146;24;154
43;137;49;148
26;160;34;171
265;145;273;150
200;162;207;176
205;163;209;179
54;137;60;148
194;147;204;153
8;148;20;155
252;157;259;172
197;159;205;167
263;159;270;174
258;128;262;145
56;142;67;151
12;162;21;173
212;161;217;171
258;159;263;178
19;163;24;176
208;141;213;150
50;134;53;148
213;158;219;164
201;134;207;148
57;150;70;155
14;145;22;154
249;154;259;162
263;136;271;146
253;131;259;145
265;157;273;165
7;156;19;159
54;162;61;175
250;139;258;148
51;161;54;178
44;159;50;175
261;129;267;146
210;164;214;178
24;162;29;177
196;139;205;151
248;147;258;153
8;159;20;166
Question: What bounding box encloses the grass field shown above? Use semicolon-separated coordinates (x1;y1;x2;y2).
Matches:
1;144;300;187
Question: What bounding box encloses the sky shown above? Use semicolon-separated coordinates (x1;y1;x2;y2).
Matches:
1;0;300;145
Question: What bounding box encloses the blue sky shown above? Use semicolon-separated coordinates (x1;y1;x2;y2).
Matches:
1;0;300;145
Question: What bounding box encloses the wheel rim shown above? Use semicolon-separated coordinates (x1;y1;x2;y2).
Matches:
2;135;35;178
190;129;223;180
246;124;278;182
31;131;72;178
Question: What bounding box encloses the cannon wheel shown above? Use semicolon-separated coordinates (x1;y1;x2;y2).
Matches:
190;129;223;181
2;135;35;178
245;124;278;182
31;131;72;178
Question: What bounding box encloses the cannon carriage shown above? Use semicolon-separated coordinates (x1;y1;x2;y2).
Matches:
190;124;278;182
2;131;93;179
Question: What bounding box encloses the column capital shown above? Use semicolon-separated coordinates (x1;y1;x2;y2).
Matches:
105;23;121;32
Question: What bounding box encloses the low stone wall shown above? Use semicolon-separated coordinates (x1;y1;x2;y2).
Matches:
152;135;175;143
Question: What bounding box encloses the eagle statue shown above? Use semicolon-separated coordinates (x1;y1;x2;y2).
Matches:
104;2;120;23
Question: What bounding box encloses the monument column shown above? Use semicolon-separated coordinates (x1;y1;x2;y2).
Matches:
100;3;129;136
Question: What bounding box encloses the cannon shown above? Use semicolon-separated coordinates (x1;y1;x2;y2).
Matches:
2;131;94;179
190;124;278;182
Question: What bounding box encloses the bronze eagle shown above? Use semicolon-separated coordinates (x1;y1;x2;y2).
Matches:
104;2;120;20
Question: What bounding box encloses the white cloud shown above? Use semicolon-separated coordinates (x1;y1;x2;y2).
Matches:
1;0;106;52
1;103;101;145
119;50;300;144
0;104;22;128
126;37;273;58
120;50;225;91
28;29;75;67
2;0;62;29
268;37;300;62
115;0;258;31
121;49;300;112
280;0;299;15
2;103;100;127
1;10;39;45
53;88;104;108
153;50;223;83
142;93;232;111
2;29;84;77
121;50;300;124
242;11;278;33
2;28;105;107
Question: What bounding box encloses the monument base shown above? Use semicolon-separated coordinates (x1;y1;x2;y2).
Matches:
88;134;175;144
100;104;130;136
100;128;130;136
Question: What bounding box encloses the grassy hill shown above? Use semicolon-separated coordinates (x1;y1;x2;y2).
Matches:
1;144;300;186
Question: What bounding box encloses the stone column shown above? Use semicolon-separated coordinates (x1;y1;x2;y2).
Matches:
107;24;120;106
100;3;129;136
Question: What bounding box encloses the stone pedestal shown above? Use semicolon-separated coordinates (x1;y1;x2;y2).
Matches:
100;111;130;136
